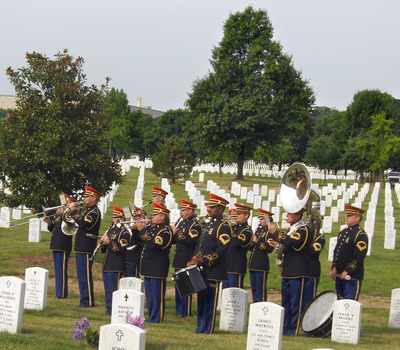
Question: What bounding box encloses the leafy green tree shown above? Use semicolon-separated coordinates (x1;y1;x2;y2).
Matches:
151;137;195;183
148;109;197;182
104;88;135;159
347;90;400;136
127;110;156;160
306;111;349;172
187;6;314;179
0;50;121;209
351;113;400;180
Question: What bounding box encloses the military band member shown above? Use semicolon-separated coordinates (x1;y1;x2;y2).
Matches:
248;209;275;303
125;206;145;278
308;226;325;296
101;206;131;315
45;194;75;299
187;193;232;334
137;202;173;323
74;185;101;307
152;186;168;205
329;204;368;300
269;209;313;336
223;203;252;289
172;199;201;317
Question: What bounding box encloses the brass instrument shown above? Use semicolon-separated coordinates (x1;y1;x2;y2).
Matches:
90;221;132;261
60;201;85;236
275;163;321;264
9;204;67;228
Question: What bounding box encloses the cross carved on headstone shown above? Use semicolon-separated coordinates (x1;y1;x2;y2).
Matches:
115;329;124;341
124;294;129;302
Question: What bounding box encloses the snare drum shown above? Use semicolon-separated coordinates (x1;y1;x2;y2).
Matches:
173;265;207;297
301;291;337;337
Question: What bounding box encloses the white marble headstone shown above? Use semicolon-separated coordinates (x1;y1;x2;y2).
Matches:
0;276;25;334
99;323;145;350
389;288;400;328
28;218;41;243
246;302;283;350
219;288;248;333
111;289;144;324
331;299;362;345
119;277;143;293
24;267;48;311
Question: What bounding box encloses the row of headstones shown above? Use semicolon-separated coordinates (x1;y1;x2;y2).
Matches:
208;177;370;235
362;182;380;255
0;267;48;334
193;162;358;180
221;287;400;349
384;182;397;249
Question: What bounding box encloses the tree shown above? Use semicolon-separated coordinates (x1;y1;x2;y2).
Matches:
104;88;135;159
350;113;400;180
306;111;349;172
347;90;400;137
148;109;197;182
151;137;195;183
0;50;121;209
187;7;314;179
127;110;156;160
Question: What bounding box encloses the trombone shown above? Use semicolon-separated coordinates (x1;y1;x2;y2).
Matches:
9;204;67;228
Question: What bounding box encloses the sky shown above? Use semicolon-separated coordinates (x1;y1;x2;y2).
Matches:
1;0;399;111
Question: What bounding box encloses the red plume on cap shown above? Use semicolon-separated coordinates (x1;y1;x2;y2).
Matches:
205;193;229;207
345;204;364;216
152;202;170;216
152;186;168;198
178;199;197;210
112;206;125;218
84;184;100;198
257;208;273;218
235;202;252;214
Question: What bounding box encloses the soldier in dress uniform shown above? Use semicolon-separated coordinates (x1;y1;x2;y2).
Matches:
248;209;275;303
45;194;75;299
152;186;168;205
187;193;232;334
125;206;145;277
223;202;252;289
172;199;201;317
74;184;101;307
137;202;173;323
100;206;131;315
308;227;325;296
329;204;368;300
269;208;313;336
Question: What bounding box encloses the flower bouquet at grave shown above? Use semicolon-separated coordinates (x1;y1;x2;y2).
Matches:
72;317;99;348
127;313;145;330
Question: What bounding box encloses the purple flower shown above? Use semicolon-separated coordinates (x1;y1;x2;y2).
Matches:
126;314;145;329
73;328;85;341
72;316;92;341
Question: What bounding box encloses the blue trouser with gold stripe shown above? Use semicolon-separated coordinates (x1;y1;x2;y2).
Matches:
103;271;121;315
53;250;70;298
76;253;95;307
336;278;361;300
250;270;268;302
175;269;192;317
197;280;220;334
282;277;314;336
222;273;244;289
144;277;166;323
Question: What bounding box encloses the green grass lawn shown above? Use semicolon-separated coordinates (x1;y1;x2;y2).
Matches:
0;167;399;349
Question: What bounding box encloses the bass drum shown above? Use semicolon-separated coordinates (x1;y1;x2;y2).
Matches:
301;290;337;337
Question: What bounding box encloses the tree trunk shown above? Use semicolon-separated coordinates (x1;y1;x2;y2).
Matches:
236;158;244;180
218;161;223;177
